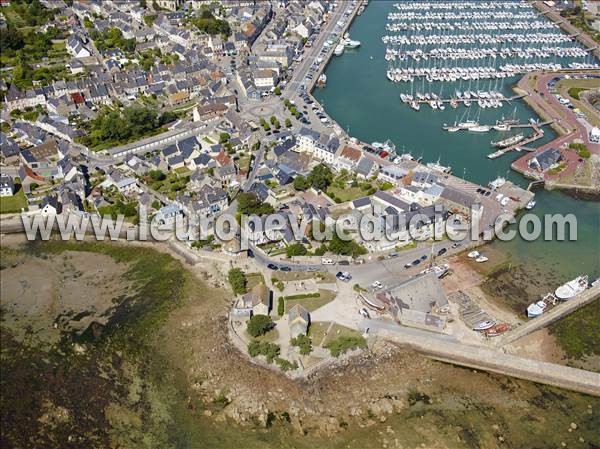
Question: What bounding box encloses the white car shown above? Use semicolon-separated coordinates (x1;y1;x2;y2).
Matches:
359;308;370;318
371;281;383;290
321;258;334;265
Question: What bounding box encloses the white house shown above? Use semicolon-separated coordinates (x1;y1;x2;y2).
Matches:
0;175;15;197
67;37;91;58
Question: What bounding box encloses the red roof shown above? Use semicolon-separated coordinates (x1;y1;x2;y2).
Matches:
70;92;85;104
213;151;231;167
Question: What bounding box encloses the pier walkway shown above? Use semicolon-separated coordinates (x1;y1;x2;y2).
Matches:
367;318;600;396
416;94;525;105
495;285;600;347
487;124;546;159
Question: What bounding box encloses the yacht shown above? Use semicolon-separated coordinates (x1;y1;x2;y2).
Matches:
458;120;479;129
342;34;361;49
488;177;506;190
555;275;589;300
334;43;345;56
491;133;525;148
467;250;480;258
469;125;491;133
426;160;452;173
526;300;547;318
475;255;489;263
526;200;536;210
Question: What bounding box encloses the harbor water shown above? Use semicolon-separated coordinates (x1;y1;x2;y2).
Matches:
313;1;600;284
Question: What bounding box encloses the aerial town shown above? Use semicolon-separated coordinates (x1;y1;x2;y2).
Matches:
0;0;599;448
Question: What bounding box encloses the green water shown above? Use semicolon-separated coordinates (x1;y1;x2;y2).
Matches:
314;1;600;282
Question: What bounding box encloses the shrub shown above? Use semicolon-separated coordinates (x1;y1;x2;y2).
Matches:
247;314;274;338
325;335;367;357
277;297;285;316
275;357;298;371
247;340;280;363
290;334;312;355
284;293;320;300
228;268;247;294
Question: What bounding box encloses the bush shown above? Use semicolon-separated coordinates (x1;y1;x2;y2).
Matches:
247;314;274;338
286;242;307;257
569;142;591;158
275;357;298;371
277;297;285;316
228;268;247;294
325;335;367;357
290;334;312;355
284;293;320;300
247;339;280;363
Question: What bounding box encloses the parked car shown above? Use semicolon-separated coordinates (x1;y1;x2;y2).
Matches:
267;263;279;270
420;255;427;261
321;258;334;265
359;308;370;318
412;259;421;265
437;248;447;256
387;252;399;259
338;260;350;266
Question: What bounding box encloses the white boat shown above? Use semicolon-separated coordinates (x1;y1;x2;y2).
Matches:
458;120;478;129
426;160;452;173
475;255;489;263
420;263;450;278
526;200;536;210
555;275;589;300
473;320;495;331
316;74;327;86
334;43;345;56
447;126;459;132
342;36;361;49
469;125;491;133
491;133;524;148
467;251;480;258
488;177;506;190
527;300;547;318
493;124;510;131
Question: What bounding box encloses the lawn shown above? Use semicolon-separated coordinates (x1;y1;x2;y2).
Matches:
0;187;28;214
274;271;336;283
284;289;336;313
320;323;363;348
245;272;265;291
307;321;331;346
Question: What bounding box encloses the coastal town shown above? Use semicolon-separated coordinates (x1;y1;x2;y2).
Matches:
0;0;599;447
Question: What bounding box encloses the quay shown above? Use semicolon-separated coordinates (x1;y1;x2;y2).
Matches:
415;94;526;105
495;284;600;347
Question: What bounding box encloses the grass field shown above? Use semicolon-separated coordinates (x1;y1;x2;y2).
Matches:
284;289;336;313
0;187;28;214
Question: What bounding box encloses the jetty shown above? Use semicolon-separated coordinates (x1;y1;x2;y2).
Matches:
487;124;546;159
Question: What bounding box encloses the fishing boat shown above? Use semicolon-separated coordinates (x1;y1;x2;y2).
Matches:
467;251;480;258
526;300;547;318
491;133;525;148
484;323;510;337
475;255;489;263
473;320;495;331
526;200;536;209
420;263;450;278
426;160;452;173
555;275;589;300
488;177;506;190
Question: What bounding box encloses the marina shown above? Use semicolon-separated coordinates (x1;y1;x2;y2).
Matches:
313;0;600;286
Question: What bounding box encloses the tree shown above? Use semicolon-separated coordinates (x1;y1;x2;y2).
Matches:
328;232;367;258
247;315;274;338
237;192;274;216
228;268;247;294
219;132;231;143
286;243;307;257
293;175;308;191
274;86;281;95
277;297;284;316
149;170;166;182
270;116;277;125
307;164;333;191
285;118;292;128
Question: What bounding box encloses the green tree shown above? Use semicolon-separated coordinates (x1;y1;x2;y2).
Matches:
293;175;308;191
286;243;307;257
237;192;274;216
228;268;247;294
219;132;231;143
307;164;333;191
328;232;367;258
247;315;274;338
274;86;281;95
290;334;312;355
277;297;284;316
285;118;292;128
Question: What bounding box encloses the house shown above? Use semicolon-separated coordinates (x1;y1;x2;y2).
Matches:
288;304;310;338
378;165;408;184
253;69;277;89
528;148;563;172
67;36;91;58
40;195;61;216
17;165;46;194
20;139;63;177
154;204;182;225
0;175;15;197
336;145;363;171
356;157;376;179
241;283;271;316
